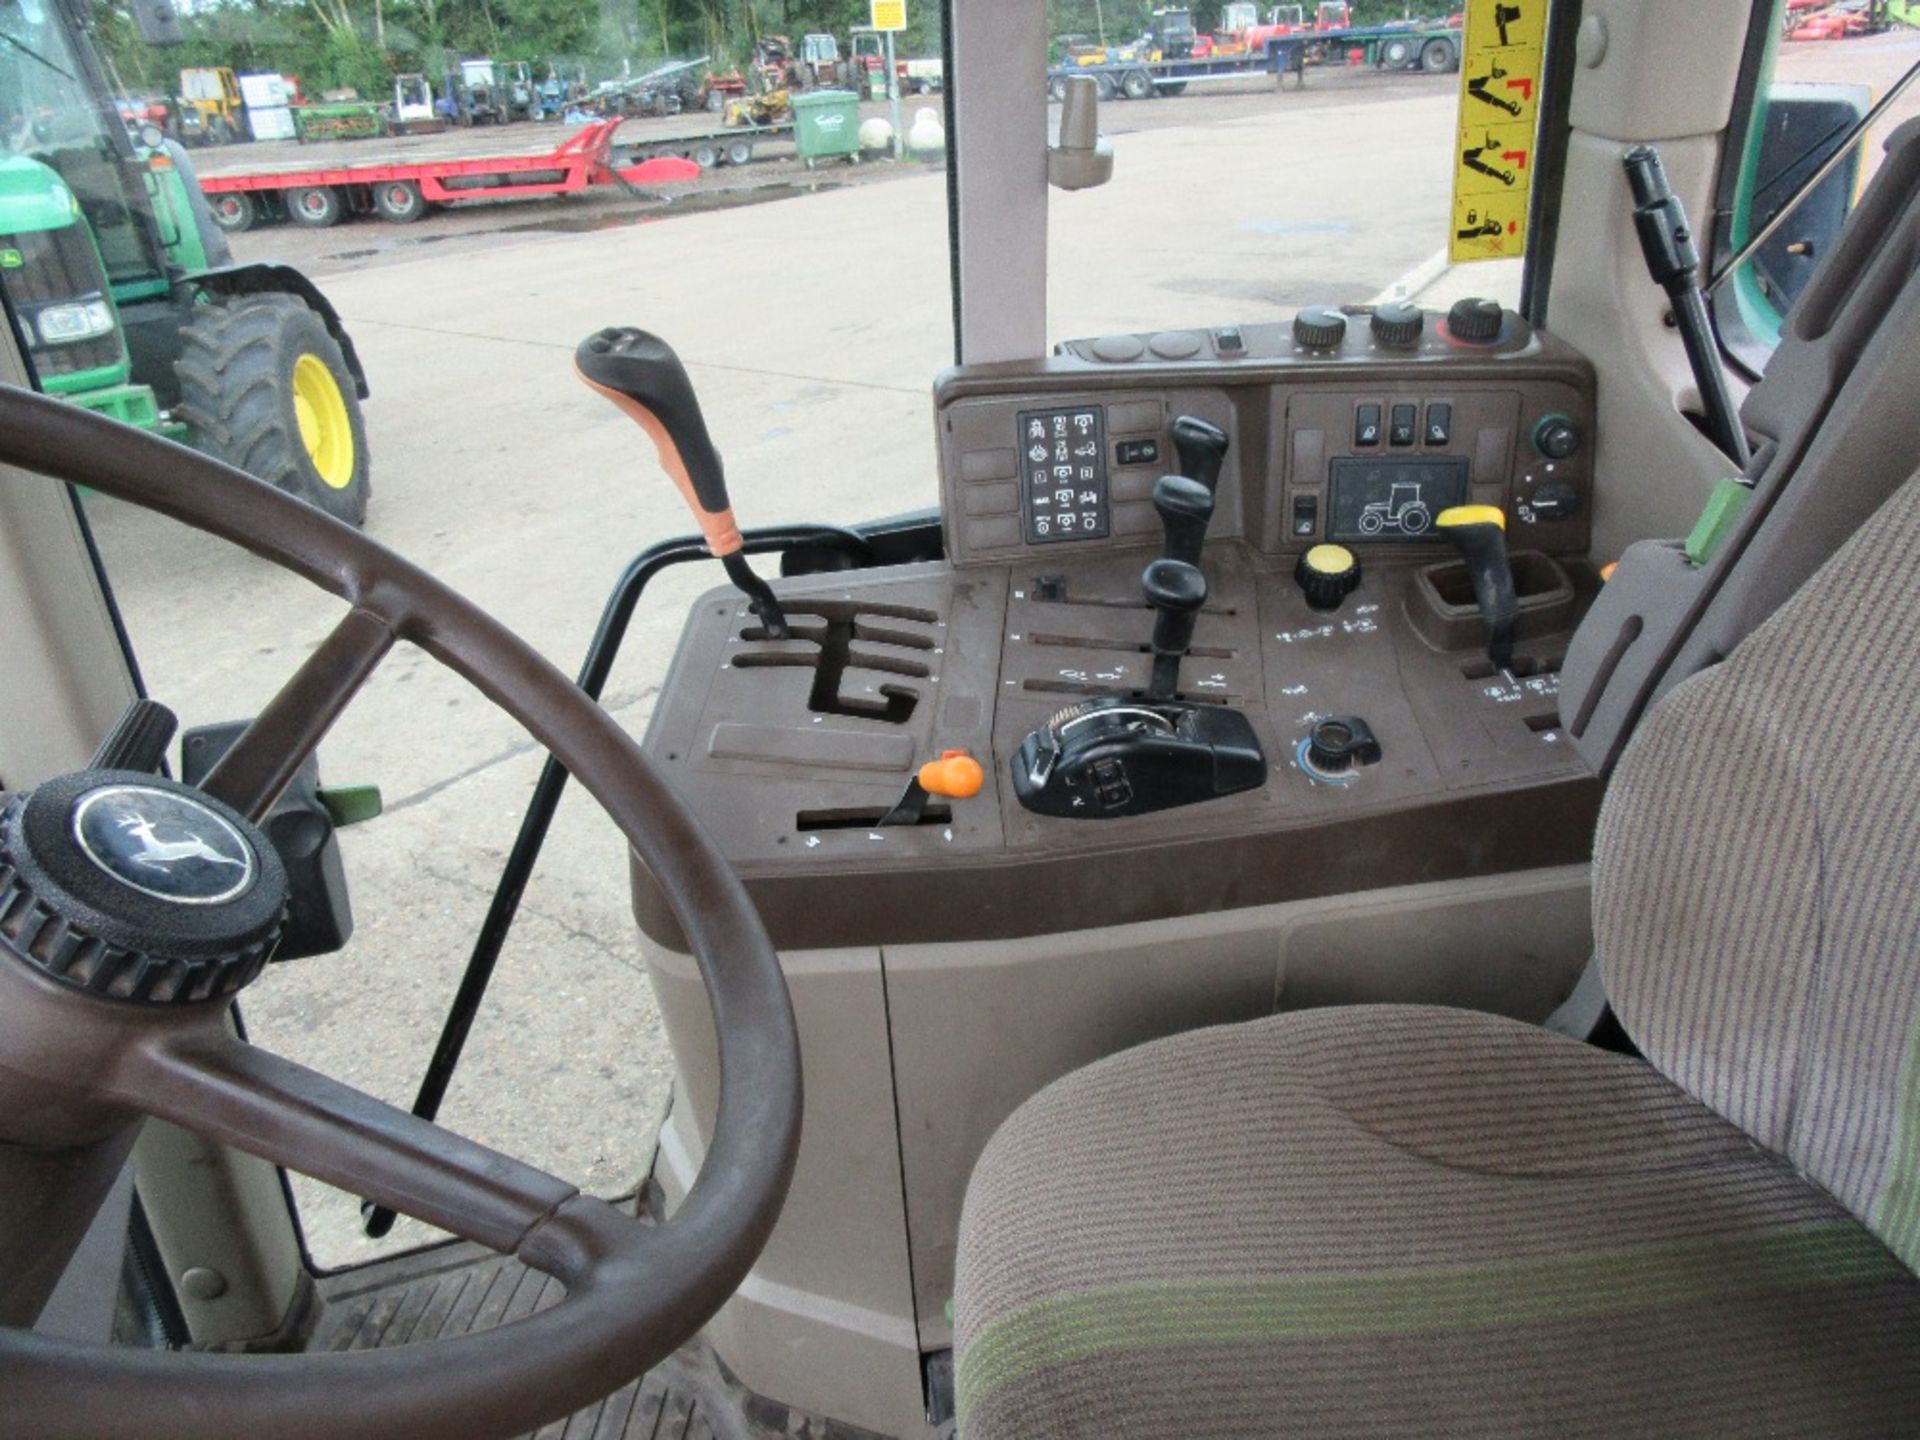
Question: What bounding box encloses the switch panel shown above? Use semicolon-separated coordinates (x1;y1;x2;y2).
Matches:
935;313;1593;563
1019;405;1110;544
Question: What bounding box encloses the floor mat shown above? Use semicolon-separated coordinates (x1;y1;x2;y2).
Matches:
310;1233;846;1440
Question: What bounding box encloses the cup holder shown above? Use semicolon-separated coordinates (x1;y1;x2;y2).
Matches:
1407;550;1576;653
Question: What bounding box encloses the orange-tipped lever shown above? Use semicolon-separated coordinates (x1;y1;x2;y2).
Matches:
575;325;788;638
879;749;984;826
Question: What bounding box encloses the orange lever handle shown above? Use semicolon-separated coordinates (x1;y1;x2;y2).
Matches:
918;750;984;800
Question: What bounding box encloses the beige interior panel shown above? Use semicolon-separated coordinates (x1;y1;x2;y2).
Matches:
0;343;135;790
642;941;926;1439
1568;0;1754;143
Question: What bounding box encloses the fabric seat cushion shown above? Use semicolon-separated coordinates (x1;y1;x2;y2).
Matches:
953;1004;1920;1439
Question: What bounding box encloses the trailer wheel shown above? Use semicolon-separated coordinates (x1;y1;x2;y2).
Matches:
372;179;426;223
1422;39;1458;73
692;142;721;168
286;185;344;228
1095;72;1119;100
725;138;754;166
209;192;257;234
175;294;370;526
1048;76;1068;102
1121;69;1154;100
1382;37;1416;69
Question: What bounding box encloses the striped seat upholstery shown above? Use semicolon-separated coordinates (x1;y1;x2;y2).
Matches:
953;476;1920;1438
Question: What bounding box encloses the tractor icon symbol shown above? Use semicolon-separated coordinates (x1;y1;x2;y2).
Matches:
1357;481;1432;536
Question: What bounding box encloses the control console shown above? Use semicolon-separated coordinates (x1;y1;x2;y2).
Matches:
632;301;1603;950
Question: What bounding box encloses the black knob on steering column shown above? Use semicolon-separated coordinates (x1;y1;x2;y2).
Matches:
1153;474;1214;568
575;326;788;637
1143;558;1207;701
1171;415;1229;496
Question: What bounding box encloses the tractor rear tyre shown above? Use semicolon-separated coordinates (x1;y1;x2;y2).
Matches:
372;179;426;223
1122;69;1154;100
209;192;256;233
287;185;344;228
175;295;371;527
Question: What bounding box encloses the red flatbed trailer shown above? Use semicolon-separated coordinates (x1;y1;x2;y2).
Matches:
194;119;759;230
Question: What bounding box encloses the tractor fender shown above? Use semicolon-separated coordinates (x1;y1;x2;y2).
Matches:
184;264;371;399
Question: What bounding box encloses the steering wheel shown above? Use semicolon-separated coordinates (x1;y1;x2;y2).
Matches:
0;385;801;1440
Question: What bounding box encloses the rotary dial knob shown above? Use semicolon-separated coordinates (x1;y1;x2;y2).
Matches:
1295;544;1361;611
1370;301;1424;349
1292;306;1348;350
1447;296;1504;343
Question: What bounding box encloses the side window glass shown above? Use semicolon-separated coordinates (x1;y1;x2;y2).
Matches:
1714;18;1917;370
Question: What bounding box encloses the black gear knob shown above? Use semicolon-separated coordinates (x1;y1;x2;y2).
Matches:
1171;415;1229;496
1142;557;1207;700
1153;474;1214;567
1436;505;1517;671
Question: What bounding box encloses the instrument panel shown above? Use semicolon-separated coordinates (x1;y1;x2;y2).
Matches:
938;308;1594;567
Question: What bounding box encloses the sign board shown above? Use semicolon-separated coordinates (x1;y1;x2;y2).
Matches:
1447;0;1545;263
869;0;907;32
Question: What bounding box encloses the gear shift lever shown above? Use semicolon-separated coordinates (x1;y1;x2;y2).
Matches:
1153;474;1214;567
1171;415;1229;496
1437;505;1517;671
574;325;788;638
1142;557;1206;701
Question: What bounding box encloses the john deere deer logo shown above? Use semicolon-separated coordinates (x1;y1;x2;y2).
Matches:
73;784;256;905
116;812;248;874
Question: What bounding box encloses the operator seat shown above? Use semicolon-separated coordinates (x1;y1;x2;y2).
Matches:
952;470;1920;1436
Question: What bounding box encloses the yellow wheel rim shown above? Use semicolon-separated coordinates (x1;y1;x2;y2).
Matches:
291;353;355;490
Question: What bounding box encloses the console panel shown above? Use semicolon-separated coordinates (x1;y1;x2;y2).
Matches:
634;310;1602;950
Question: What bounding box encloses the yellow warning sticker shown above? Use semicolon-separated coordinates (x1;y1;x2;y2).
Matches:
1449;0;1545;263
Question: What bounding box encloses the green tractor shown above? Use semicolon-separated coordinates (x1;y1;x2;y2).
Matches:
0;0;371;524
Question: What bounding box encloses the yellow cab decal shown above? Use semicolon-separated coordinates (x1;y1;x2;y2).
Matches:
1449;0;1545;263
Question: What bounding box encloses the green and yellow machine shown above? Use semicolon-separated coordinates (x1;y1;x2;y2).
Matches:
0;0;371;523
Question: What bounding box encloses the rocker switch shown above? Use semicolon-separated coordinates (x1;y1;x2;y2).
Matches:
1354;404;1382;448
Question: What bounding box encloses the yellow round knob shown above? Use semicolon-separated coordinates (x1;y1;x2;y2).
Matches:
1303;543;1356;575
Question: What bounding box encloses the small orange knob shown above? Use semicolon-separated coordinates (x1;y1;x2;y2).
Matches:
1599;561;1619;583
918;749;984;800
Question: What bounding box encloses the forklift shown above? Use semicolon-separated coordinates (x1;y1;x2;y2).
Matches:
174;66;248;145
2;0;1919;1436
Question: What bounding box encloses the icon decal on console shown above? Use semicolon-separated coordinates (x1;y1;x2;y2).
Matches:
1019;406;1110;543
72;785;256;906
1327;458;1471;543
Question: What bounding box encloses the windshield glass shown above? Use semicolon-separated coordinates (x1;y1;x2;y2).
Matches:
1046;0;1528;345
30;0;953;1271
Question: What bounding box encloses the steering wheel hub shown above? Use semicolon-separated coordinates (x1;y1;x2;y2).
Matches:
0;769;286;1004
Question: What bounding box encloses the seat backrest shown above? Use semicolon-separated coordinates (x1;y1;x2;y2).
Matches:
1596;467;1920;1272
